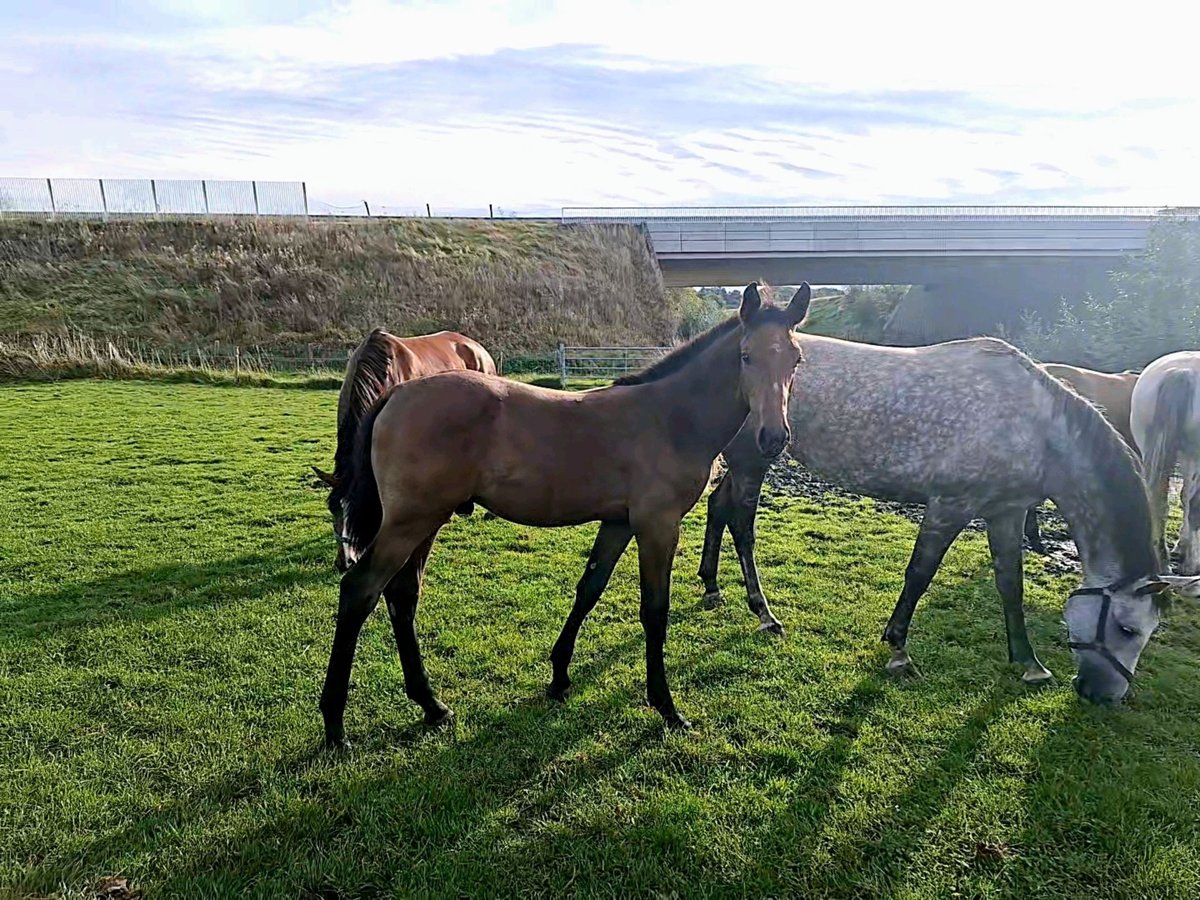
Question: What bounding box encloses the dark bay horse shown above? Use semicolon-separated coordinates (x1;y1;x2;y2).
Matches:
700;322;1199;704
1024;363;1140;552
321;284;811;747
313;328;497;570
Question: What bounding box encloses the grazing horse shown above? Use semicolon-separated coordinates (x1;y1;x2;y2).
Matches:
313;328;497;571
1024;363;1140;552
699;321;1199;704
320;284;811;747
1132;350;1200;574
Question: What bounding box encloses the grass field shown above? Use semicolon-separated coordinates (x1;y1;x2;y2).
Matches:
2;381;1200;898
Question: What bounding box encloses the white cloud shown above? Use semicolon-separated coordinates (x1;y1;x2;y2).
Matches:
4;0;1199;210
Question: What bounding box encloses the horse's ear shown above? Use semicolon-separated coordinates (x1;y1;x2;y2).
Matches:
312;466;338;488
739;283;762;324
1151;574;1200;597
787;282;811;326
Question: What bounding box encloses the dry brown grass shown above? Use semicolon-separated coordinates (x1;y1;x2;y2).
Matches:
0;216;669;356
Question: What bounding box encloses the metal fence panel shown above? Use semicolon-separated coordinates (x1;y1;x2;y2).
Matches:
156;179;208;214
254;180;306;215
103;179;156;214
205;179;256;214
50;178;105;214
0;178;53;212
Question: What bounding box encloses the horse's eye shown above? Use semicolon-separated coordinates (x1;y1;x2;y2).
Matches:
1119;624;1140;638
741;353;751;365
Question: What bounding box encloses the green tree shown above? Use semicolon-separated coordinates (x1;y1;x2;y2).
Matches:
668;287;728;340
1020;219;1200;370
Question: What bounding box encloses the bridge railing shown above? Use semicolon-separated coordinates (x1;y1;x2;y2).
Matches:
563;205;1177;222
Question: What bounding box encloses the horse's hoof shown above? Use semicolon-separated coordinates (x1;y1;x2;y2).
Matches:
701;590;724;610
885;653;921;679
546;679;572;702
663;711;693;731
758;620;785;636
423;704;455;728
1017;672;1056;691
323;735;350;753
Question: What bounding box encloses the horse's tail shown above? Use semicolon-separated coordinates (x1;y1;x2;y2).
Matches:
1144;370;1195;488
330;393;390;552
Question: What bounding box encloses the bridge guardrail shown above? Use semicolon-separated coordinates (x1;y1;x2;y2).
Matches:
562;205;1184;222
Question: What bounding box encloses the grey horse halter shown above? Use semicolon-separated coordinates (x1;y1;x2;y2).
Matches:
1066;574;1148;684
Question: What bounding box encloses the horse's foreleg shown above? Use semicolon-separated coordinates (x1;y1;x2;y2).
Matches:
881;499;971;676
383;531;453;727
987;507;1052;683
548;520;633;700
698;474;735;608
635;515;689;730
726;470;782;634
1023;504;1047;554
320;520;439;750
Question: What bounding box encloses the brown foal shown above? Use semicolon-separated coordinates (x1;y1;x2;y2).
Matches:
313;327;497;571
321;283;810;747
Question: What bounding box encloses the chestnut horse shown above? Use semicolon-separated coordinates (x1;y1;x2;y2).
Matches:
1024;363;1140;551
321;284;810;747
313;328;496;570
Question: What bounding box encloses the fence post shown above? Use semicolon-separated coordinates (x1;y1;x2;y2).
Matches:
557;342;567;388
235;346;241;378
426;203;431;217
252;180;259;215
98;179;108;220
363;201;370;216
302;182;309;216
489;203;494;218
151;179;159;214
46;178;55;215
202;180;209;213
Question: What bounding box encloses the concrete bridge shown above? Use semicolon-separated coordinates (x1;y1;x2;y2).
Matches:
562;206;1195;342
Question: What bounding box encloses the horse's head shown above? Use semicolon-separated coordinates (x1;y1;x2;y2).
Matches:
313;465;354;572
1065;574;1200;702
737;282;810;458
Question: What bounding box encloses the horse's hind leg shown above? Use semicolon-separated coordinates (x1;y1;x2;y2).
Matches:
987;507;1052;684
548;520;633;700
320;520;442;749
882;499;971;676
1176;461;1200;575
1023;504;1047;554
383;531;453;726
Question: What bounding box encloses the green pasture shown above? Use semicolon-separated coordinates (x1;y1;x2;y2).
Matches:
1;381;1198;898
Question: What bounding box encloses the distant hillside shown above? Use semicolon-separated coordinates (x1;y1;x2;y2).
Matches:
0;217;670;355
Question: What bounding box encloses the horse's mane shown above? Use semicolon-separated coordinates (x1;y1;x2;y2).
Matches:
332;329;393;485
613;316;740;386
1013;346;1160;576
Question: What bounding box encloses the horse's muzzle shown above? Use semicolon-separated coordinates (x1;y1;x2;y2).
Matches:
757;426;790;459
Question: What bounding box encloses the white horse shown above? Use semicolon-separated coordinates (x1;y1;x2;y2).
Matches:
1132;350;1200;574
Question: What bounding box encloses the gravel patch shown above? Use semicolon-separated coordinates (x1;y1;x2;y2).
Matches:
756;455;1082;577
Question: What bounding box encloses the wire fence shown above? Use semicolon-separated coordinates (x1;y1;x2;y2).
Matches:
556;344;670;384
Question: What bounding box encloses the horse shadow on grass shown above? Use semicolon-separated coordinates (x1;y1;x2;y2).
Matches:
19;556;1194;898
0;535;330;638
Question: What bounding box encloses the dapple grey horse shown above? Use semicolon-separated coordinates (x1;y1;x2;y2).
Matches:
700;321;1200;704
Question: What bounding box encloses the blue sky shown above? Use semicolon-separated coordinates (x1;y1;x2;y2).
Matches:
3;0;1197;214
